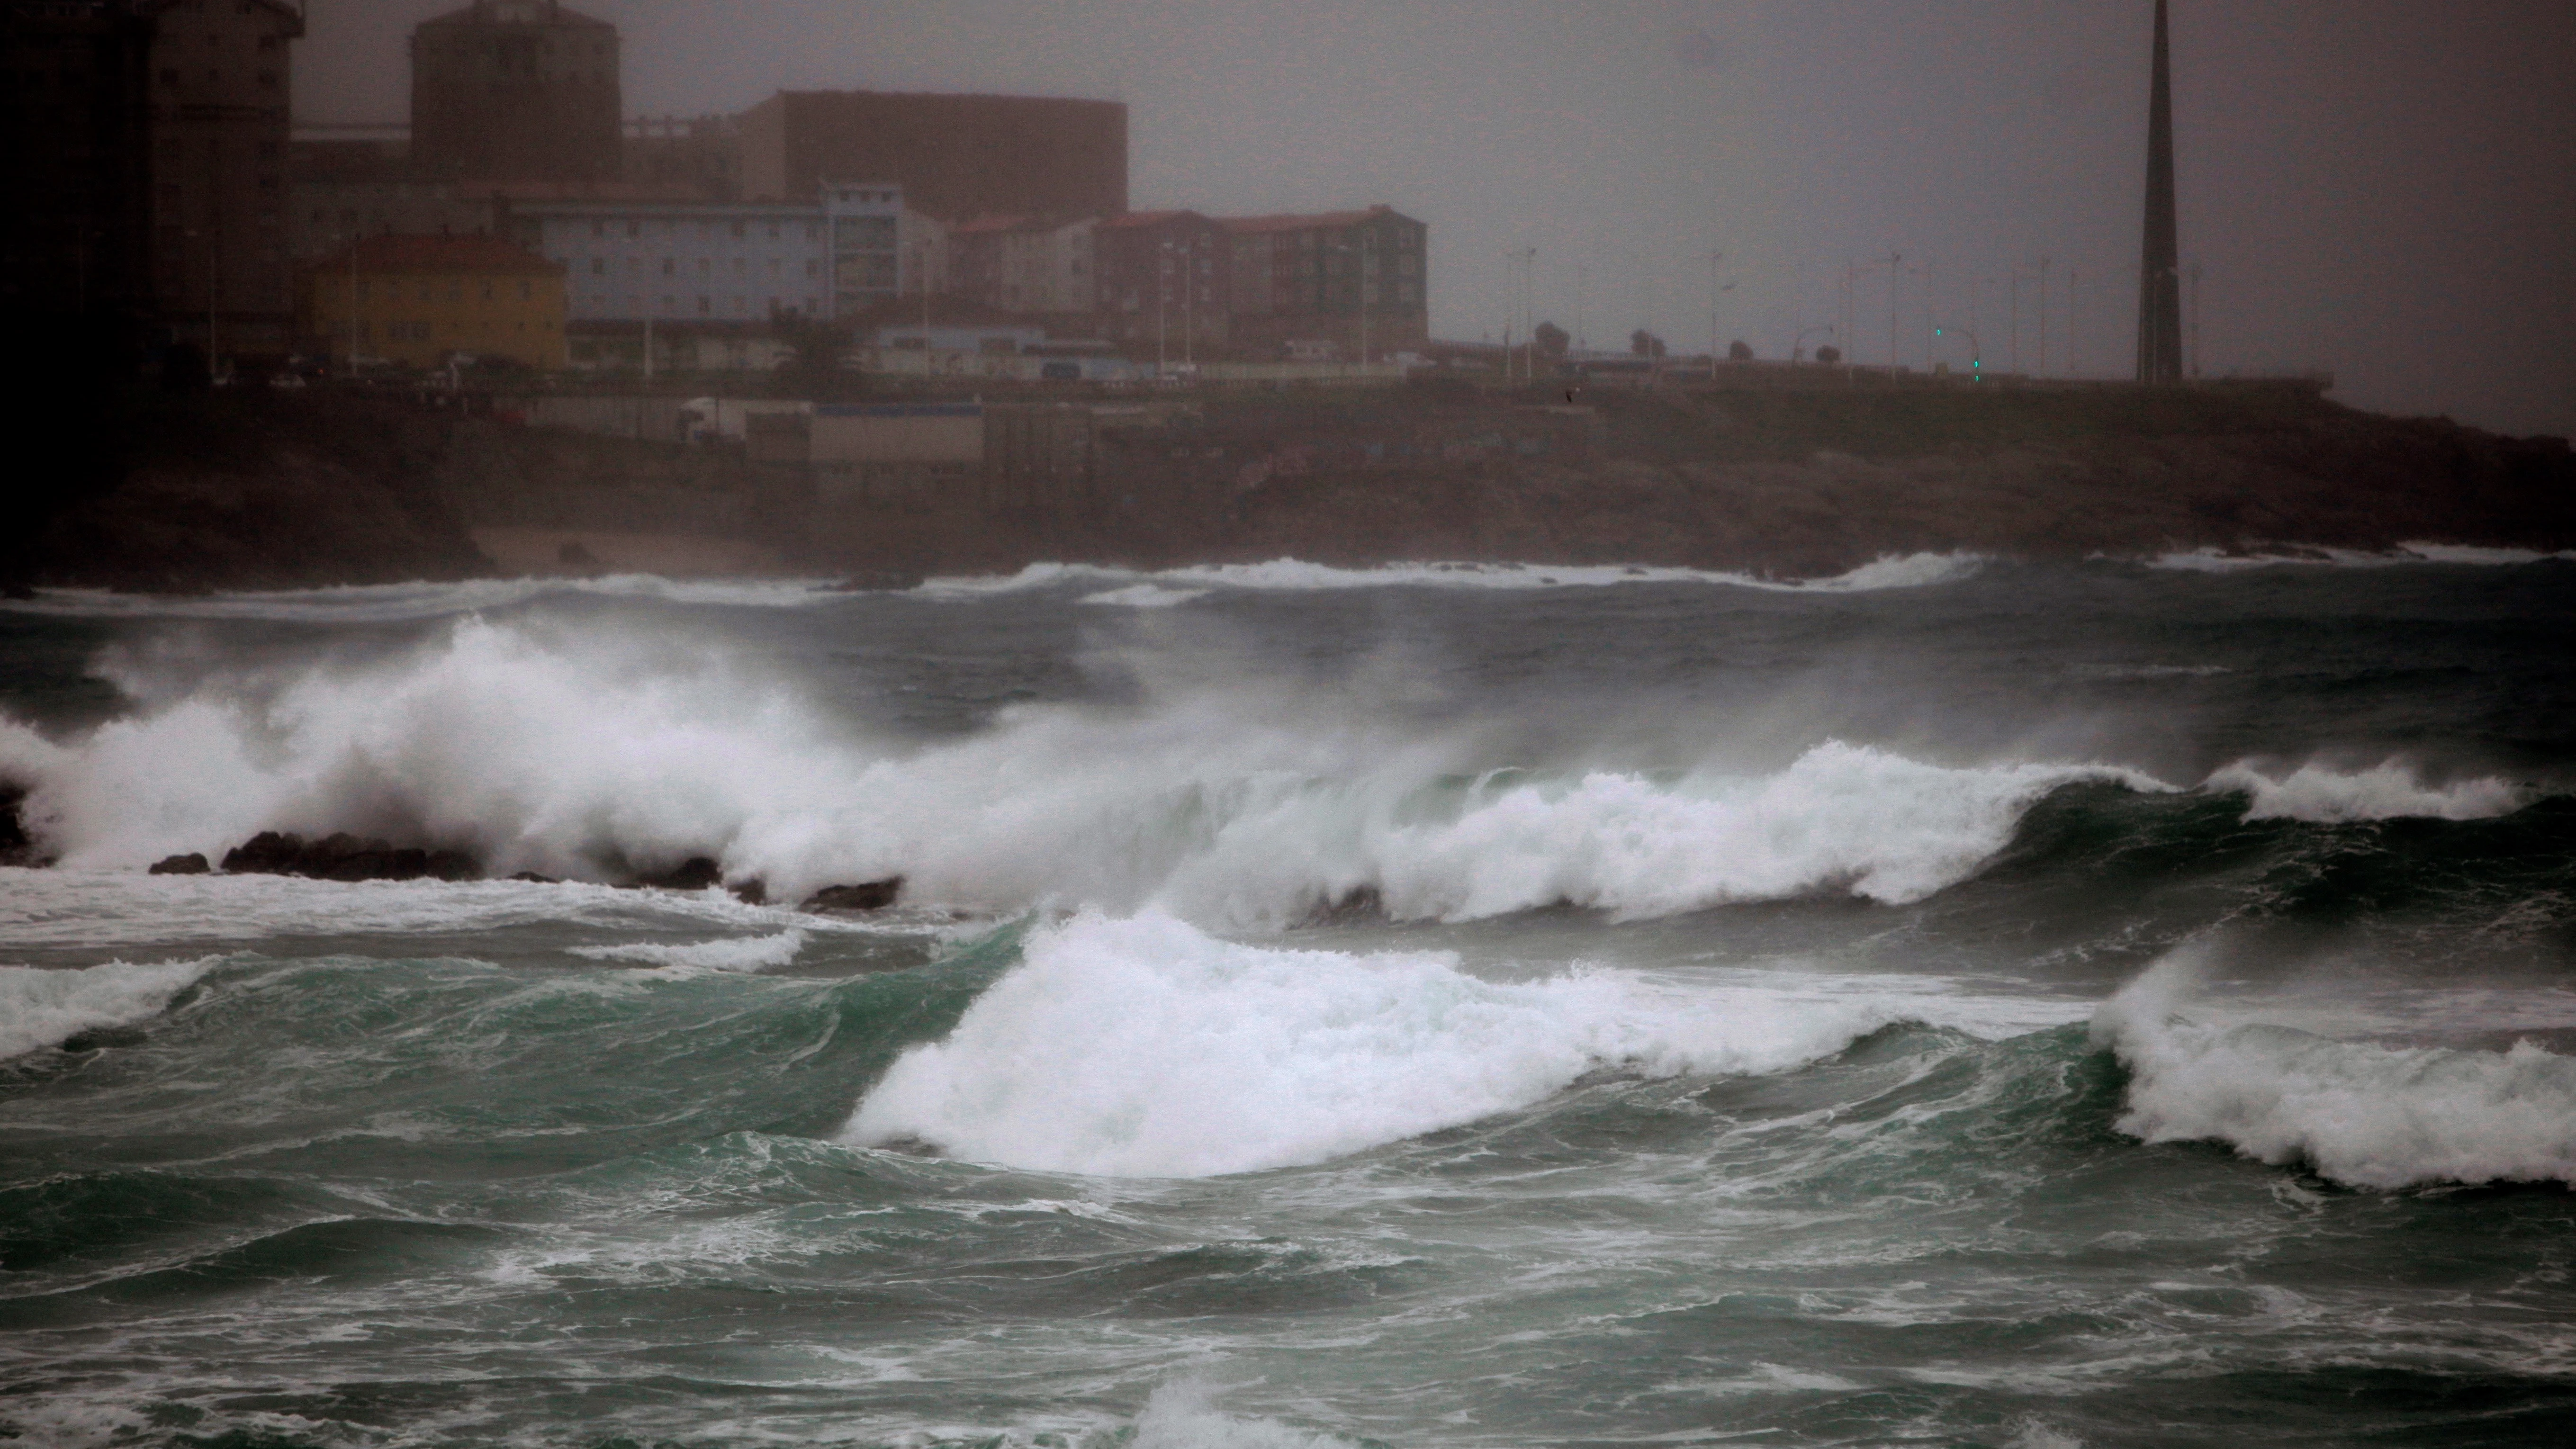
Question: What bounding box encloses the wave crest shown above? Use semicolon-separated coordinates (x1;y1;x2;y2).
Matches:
843;911;1913;1177
2205;760;2531;823
2094;955;2576;1189
0;958;212;1060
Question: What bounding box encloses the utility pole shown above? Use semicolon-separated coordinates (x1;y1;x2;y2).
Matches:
2066;266;2077;375
1885;252;1901;370
2035;257;2051;375
2185;261;2202;379
1703;249;1723;380
2008;270;2020;373
1156;240;1169;377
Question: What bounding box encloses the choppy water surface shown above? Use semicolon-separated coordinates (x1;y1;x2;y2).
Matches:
2;554;2572;1448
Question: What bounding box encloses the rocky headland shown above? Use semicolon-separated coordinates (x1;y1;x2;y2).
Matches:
6;379;2569;593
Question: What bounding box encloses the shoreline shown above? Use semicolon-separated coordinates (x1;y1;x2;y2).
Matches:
9;384;2570;594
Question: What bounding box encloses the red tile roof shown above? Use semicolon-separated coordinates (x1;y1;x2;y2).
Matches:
1097;209;1211;231
315;233;563;276
1221;205;1400;234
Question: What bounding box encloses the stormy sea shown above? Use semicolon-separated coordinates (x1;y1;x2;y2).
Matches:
3;549;2572;1449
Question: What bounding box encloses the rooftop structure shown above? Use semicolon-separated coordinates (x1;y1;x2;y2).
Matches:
411;0;621;184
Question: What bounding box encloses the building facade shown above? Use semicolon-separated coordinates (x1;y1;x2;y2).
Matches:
505;183;936;369
302;231;565;369
623;113;739;199
147;0;304;355
410;0;619;184
1223;205;1428;360
0;0;159;324
946;214;1095;316
1093;210;1227;352
739;90;1126;222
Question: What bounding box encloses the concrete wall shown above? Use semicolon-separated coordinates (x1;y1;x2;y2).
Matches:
810;403;984;464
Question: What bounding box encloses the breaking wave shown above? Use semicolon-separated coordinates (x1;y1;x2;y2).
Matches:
845;910;1941;1177
0;617;2158;923
2094;954;2576;1189
0;958;212;1061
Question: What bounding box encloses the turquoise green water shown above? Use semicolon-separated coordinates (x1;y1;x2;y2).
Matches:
2;557;2572;1446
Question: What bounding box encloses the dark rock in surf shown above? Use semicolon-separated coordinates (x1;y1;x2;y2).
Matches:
804;878;903;912
0;784;37;867
629;856;725;891
508;870;563;884
219;830;481;882
1300;884;1386;927
149;853;211;875
730;878;768;906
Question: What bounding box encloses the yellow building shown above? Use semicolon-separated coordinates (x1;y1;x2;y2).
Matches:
305;234;568;369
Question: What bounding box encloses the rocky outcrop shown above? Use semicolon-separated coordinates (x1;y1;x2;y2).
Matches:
148;853;210;875
219;831;480;883
804;879;904;912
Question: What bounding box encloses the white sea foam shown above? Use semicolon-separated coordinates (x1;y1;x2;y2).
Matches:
2094;954;2576;1189
845;911;1942;1178
0;868;901;951
2147;544;2573;573
926;552;1984;598
0;957;213;1060
0;574;844;623
568;928;806;971
2;618;2139;924
1129;1380;1365;1449
1079;584;1214;609
2205;760;2531;823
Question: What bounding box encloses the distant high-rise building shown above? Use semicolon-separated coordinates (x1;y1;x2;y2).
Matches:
0;0;159;324
410;0;620;184
147;0;307;356
2135;0;2183;384
739;91;1126;222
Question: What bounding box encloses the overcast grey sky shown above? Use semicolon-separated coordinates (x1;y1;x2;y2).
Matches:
301;1;2575;437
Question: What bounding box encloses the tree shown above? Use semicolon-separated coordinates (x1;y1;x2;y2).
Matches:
1814;344;1842;365
1727;339;1754;361
1630;329;1666;358
769;305;856;399
1533;321;1570;358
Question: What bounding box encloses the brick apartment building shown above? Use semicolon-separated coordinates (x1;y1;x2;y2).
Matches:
147;0;306;355
1092;210;1228;353
1223;205;1428;360
739;90;1126;223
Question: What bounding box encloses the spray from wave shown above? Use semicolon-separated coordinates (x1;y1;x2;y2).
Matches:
2204;760;2532;823
2092;951;2576;1189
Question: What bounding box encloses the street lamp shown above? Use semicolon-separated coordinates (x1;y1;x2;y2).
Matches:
1932;323;1983;380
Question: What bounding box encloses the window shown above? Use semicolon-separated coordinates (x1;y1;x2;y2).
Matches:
697;295;711;315
660;258;674;276
593;221;605;238
590;258;604;275
730;221;745;239
520;281;532;300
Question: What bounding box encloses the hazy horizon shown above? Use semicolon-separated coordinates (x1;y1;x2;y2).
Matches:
298;0;2575;437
